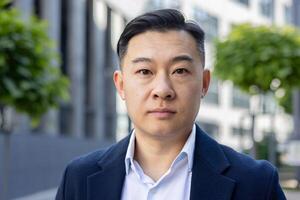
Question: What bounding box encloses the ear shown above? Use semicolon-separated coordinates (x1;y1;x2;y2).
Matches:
202;69;210;96
113;70;125;100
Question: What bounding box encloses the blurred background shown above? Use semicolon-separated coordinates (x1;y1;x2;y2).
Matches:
0;0;300;199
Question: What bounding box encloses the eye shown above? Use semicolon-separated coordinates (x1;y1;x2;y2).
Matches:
136;69;152;75
173;68;189;75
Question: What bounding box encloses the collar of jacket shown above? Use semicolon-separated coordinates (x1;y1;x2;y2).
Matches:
87;125;236;200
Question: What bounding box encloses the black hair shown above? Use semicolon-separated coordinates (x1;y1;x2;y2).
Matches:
117;9;205;67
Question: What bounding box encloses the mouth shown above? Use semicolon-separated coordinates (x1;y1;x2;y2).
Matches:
148;108;177;119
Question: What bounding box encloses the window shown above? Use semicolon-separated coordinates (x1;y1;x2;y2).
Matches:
60;0;68;75
233;0;249;7
194;7;219;40
284;5;293;24
203;78;219;105
232;127;251;136
259;0;274;19
261;94;277;114
146;0;181;10
34;0;41;17
198;121;220;138
232;87;250;109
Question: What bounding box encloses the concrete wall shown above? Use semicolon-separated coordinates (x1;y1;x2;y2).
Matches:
0;133;112;199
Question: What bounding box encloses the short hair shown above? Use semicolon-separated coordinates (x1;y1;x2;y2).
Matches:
117;9;206;67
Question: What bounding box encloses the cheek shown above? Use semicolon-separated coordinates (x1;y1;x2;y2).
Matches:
123;81;148;112
177;82;202;101
176;83;202;117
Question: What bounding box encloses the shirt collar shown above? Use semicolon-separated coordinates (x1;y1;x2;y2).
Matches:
178;124;196;172
125;130;136;174
124;124;196;174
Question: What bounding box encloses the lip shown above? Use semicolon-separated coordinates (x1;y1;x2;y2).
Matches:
148;108;176;119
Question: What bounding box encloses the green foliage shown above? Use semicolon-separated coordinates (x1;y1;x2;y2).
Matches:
0;1;69;123
0;0;10;7
277;87;292;114
214;24;300;113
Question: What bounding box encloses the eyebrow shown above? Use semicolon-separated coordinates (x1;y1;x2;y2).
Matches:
171;55;193;64
131;55;193;64
131;57;152;64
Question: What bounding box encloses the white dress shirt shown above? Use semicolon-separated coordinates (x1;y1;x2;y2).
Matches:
121;124;196;200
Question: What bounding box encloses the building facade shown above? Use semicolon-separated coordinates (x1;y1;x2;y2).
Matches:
1;0;298;199
8;0;295;148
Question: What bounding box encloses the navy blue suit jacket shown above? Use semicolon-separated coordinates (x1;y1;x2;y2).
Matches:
56;125;286;200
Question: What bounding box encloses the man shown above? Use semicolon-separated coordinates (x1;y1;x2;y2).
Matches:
56;9;286;200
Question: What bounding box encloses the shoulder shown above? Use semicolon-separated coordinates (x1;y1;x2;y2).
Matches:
195;126;276;177
65;148;107;175
219;145;286;199
220;144;276;175
63;132;130;174
55;148;108;200
65;138;128;176
55;137;129;200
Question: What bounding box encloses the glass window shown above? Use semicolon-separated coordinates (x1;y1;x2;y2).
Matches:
198;121;220;138
194;7;219;40
232;87;250;109
284;5;293;24
232;127;251;136
261;93;277;114
146;0;181;10
203;78;219;105
33;0;41;17
232;0;249;6
259;0;274;19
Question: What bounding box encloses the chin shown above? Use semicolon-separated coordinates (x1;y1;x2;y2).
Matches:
143;123;186;139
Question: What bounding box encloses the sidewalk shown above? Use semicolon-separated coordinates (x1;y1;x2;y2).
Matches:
281;178;300;199
284;190;300;200
14;188;56;200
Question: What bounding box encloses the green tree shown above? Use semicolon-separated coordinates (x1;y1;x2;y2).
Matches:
0;0;69;127
214;24;300;113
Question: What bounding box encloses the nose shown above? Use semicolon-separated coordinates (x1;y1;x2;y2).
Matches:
152;75;175;100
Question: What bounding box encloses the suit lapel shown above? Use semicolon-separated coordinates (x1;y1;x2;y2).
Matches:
190;126;236;200
86;126;236;200
87;136;130;200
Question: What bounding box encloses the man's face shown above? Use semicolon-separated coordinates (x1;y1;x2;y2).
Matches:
114;30;210;140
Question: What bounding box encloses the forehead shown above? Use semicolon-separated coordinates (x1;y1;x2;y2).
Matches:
123;30;200;63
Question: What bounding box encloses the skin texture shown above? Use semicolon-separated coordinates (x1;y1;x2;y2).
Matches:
114;30;210;180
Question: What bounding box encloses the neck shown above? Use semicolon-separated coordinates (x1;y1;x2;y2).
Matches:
133;128;192;181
